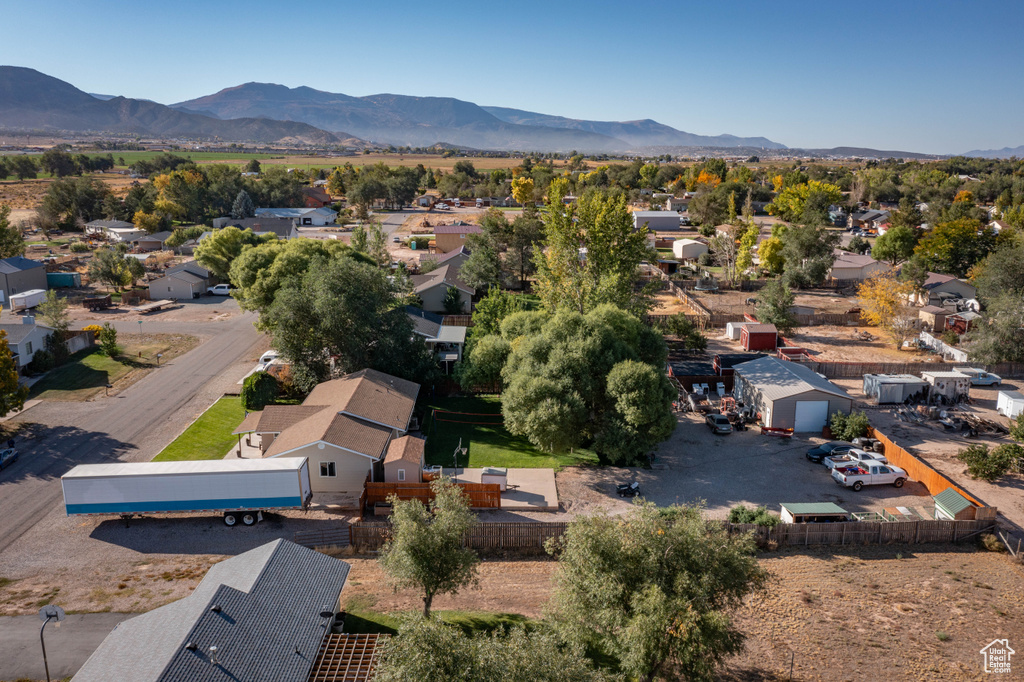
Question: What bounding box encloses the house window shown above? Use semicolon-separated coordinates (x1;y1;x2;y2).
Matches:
397;469;405;482
319;461;336;477
25;342;32;355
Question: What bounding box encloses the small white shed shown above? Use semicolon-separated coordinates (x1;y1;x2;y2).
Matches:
672;238;709;260
997;390;1024;419
725;321;745;340
921;371;971;401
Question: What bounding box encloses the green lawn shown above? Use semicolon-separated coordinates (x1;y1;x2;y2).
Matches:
29;348;138;400
153;397;245;462
421;395;597;470
342;595;532;636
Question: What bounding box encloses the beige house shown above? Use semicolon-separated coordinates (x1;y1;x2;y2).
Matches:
383;435;426;483
245;369;420;494
147;262;212;300
410;263;474;313
433;223;482;253
829;250;890;282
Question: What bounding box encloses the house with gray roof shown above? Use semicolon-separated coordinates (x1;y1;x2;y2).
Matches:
147;262;214;300
239;369;421;495
254;207;337;226
0;256;47;299
0;320;51;369
84;220;144;243
73;539;351;682
733;356;852;432
410;263;474;313
212;217;298;240
406;306;467;370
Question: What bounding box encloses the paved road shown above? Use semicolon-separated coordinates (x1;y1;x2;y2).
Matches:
0;612;132;680
0;311;262;555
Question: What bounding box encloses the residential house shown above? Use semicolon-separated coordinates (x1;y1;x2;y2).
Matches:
84;220;144;243
249;369;420;494
0;320;50;369
990;219;1010;233
632;211;681;232
0;256;48;300
406;306;467;372
918;305;948;333
665;196;689;212
131;231;173;252
383;435;426;483
919;272;977;306
433;223;482;254
733;356;853;432
410;262;474;313
301;186;333;208
147;262;214;300
72;539;356;682
213;217;297;240
415;194;436;208
829;249;890;282
254;207;337;226
847;210;889;231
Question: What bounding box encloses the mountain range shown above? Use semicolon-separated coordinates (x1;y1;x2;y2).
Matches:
0;67;339;145
962;145;1024;159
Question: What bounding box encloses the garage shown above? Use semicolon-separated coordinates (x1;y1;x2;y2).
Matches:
794;400;830;432
732;356;853;432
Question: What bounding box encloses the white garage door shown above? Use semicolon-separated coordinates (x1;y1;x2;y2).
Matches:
793;400;829;433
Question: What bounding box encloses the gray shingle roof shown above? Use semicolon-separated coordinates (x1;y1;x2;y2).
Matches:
74;540;350;682
406;306;443;338
0;323;39;344
0;256;45;274
734;356;851;401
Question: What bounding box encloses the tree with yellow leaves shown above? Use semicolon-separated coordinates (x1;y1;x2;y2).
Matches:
694;170;721;189
858;270;918;350
511;176;534;206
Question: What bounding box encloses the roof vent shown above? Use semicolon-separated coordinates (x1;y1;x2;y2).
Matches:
209;645;219;665
185;642;196;651
210;605;221;613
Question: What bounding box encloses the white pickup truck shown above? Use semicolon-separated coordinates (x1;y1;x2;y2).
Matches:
208;283;231;296
832;463;908;491
823;448;888;470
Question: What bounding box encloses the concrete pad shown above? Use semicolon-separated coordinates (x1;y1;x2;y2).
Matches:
0;612;134;680
444;467;559;511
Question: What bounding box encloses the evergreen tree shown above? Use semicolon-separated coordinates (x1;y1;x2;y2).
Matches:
231;190;256;219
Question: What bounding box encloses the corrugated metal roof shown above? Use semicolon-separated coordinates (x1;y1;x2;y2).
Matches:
434;326;467;344
865;374;928;385
933;488;974;515
734;356;851;402
780;502;849;515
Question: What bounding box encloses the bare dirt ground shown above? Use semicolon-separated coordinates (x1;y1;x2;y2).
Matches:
689;288;861;317
339;546;1024;681
785;326;945;363
0;175;136;211
65;296;245;324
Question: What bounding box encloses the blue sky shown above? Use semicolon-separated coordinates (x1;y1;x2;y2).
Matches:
3;0;1022;154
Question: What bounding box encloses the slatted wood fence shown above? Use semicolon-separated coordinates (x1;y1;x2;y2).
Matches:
362;481;501;509
293;525;352;549
349;518;995;551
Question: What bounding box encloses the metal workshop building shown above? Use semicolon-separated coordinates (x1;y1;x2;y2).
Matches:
733;356;853;432
862;374;929;404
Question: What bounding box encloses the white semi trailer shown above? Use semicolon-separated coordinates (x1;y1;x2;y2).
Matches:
61;457;313;526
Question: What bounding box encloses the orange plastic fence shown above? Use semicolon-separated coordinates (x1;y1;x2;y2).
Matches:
869;428;984;506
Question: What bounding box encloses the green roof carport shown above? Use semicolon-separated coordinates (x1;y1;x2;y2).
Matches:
781;503;849;515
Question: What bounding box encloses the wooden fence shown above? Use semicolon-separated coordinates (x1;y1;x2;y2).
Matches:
362;481;501;509
789;360;1024;379
868;428;994;512
729;518;996;546
349;518;995;552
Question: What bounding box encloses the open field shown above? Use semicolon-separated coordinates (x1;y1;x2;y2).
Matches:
27;333;199;401
153;396;244;462
687;286;862;317
421;395;598;470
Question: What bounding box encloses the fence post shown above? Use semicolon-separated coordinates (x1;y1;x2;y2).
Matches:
914;521;919;544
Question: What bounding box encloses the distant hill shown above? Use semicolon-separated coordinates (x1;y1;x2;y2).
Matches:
793;146;944;160
174;83;628;152
482;106;786;150
962;145;1024;159
0;66;341;144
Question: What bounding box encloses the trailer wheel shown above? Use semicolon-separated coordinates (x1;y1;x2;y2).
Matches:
224;513;238;526
242;513;257;526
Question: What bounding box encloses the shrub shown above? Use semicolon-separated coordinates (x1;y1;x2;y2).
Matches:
830;410;870;441
728;504;781;527
697;252;714;266
69;241;92;253
941;330;960;346
26;349;55;375
82;324;103;338
957;443;1021;482
241;371;279;411
662;314;707;350
98;323;120;357
979;533;1007;553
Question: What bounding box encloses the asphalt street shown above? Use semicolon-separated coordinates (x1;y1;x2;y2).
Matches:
0;612;133;680
0;310;262;555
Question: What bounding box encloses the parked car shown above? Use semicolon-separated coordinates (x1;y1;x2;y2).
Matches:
208;283;232;296
705;414;733;434
257;350;279;371
952;367;1001;386
824;448;888;470
831;463;908;491
805;441;854;463
0;448;18;471
392;236;401;243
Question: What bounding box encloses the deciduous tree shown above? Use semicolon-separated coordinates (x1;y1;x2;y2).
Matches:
0;205;26;258
871;224;918;265
194;226;264;279
379;477;479;618
511;176;534;206
857;271;919;350
766;180;843;223
0;330;28;418
546;502;770;682
913;219;995;278
241;371;278;411
754;278;797;334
